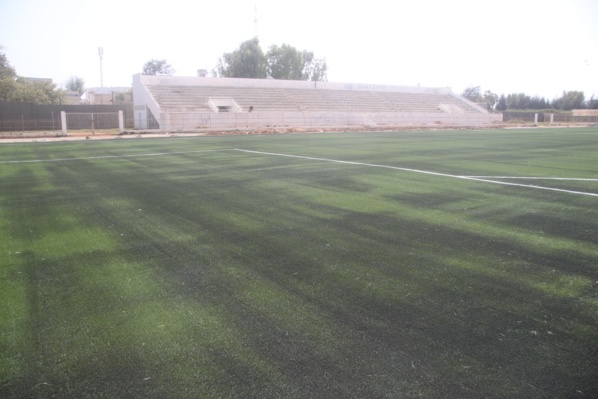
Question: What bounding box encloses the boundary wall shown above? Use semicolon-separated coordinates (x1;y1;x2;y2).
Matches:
162;111;501;130
0;101;134;131
133;74;500;130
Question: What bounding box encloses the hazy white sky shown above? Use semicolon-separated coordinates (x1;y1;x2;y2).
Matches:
1;0;597;99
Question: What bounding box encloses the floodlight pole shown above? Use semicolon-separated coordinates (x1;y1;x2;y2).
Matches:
98;47;104;88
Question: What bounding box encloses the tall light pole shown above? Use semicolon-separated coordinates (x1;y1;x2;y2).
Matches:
98;47;104;88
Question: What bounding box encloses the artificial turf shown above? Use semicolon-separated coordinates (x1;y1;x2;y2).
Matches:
1;128;597;398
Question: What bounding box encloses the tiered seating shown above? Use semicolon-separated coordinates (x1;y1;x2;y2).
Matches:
146;84;481;114
148;85;301;112
283;89;480;113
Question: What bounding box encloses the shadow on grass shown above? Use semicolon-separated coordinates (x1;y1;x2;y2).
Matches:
3;151;597;398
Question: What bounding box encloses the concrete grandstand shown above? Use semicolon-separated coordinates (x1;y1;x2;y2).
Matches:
132;74;502;131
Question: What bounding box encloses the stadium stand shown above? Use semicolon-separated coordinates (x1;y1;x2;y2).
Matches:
132;74;501;130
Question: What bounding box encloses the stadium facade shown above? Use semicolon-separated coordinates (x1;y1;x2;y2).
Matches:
132;74;502;131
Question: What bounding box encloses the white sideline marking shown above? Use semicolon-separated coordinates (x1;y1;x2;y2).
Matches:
234;149;598;198
3;146;597;198
467;176;598;181
0;149;230;164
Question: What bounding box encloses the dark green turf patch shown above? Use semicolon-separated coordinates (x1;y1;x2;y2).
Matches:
2;129;598;398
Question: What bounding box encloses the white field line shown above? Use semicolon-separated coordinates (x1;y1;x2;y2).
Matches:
466;176;598;181
0;149;230;164
3;146;597;198
234;149;598;198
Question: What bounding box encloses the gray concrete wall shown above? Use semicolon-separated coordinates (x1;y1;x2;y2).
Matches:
133;74;161;129
161;110;502;131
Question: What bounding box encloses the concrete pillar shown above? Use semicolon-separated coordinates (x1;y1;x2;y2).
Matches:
61;111;67;135
118;110;124;133
550;113;554;124
534;113;538;124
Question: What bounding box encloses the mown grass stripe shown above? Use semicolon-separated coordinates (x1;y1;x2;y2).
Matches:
2;129;597;398
235;148;598;197
0;149;233;164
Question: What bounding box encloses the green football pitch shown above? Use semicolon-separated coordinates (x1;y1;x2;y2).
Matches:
1;128;597;398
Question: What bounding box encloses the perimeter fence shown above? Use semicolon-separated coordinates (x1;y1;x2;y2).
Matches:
0;101;133;131
501;111;598;123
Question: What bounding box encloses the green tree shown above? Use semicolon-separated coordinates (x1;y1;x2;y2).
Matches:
266;44;328;81
65;75;85;95
13;78;64;104
215;38;327;81
495;94;507;111
114;90;132;104
506;93;531;110
528;96;549;109
462;86;481;102
266;44;304;80
482;90;498;111
0;47;17;100
0;47;63;103
553;90;585;110
216;38;267;78
142;59;175;76
300;51;327;82
0;77;17;101
0;49;16;79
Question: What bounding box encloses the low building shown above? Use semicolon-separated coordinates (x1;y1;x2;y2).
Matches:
82;87;132;105
64;90;82;105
